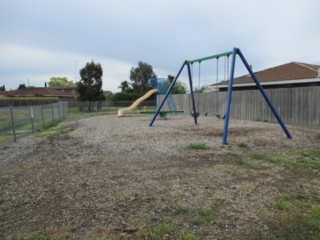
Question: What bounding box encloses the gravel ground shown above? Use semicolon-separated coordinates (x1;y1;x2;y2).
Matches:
0;115;319;239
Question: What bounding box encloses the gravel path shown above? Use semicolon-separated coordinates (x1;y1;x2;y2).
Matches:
0;115;319;239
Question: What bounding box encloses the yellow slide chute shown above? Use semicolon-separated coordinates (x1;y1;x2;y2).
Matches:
117;89;157;117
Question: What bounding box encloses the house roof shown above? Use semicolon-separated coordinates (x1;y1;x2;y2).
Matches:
52;83;77;89
211;62;320;86
0;88;75;98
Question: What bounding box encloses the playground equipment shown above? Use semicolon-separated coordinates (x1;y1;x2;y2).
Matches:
139;78;184;118
149;47;292;144
117;89;157;117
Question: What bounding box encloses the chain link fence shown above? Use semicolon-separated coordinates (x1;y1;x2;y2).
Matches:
0;102;68;146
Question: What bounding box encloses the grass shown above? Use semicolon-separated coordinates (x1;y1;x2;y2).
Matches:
238;142;248;148
274;199;292;211
172;204;190;214
176;229;197;240
30;232;52;240
4;232;53;240
228;152;251;167
241;190;320;239
146;219;176;240
187;143;207;150
35;120;74;138
248;150;320;170
189;208;215;225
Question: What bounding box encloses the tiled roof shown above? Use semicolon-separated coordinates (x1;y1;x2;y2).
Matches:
52;83;77;89
0;88;75;97
212;62;320;86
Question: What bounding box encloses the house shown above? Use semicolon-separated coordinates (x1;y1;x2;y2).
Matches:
0;87;75;98
51;83;78;96
209;62;320;91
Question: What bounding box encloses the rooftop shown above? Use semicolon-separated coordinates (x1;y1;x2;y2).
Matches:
212;62;320;86
0;88;75;98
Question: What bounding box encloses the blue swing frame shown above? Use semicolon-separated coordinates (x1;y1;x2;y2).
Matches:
149;47;292;144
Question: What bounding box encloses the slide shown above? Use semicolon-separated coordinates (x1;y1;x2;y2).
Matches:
117;89;158;117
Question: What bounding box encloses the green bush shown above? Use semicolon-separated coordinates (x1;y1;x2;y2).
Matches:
111;92;139;101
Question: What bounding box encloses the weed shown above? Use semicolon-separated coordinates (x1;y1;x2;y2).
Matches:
146;219;176;240
274;199;291;211
176;229;196;240
248;150;320;170
187;143;207;150
30;232;52;240
234;158;251;166
230;152;251;166
238;142;248;148
189;208;215;225
172;204;189;214
44;120;61;129
255;118;268;122
36;127;74;138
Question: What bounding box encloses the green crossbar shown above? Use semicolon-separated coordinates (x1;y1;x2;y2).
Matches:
185;51;233;64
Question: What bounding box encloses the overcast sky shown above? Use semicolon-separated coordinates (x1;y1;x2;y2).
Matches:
1;0;319;92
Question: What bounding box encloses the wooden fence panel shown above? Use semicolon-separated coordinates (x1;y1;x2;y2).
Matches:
167;86;320;125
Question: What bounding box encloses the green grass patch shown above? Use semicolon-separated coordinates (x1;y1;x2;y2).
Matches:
228;152;251;167
187;143;207;150
274;199;292;211
36;126;74;138
248;150;320;170
189;208;215;225
241;190;320;239
172;204;190;214
30;232;52;240
146;219;176;240
234;158;251;166
35;120;74;138
176;229;197;240
238;142;248;148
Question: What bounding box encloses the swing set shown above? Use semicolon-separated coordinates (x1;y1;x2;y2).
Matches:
149;47;292;145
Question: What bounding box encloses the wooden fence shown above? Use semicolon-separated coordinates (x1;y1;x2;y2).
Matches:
159;86;320;125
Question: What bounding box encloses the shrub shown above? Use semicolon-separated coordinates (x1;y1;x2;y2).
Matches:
111;92;139;101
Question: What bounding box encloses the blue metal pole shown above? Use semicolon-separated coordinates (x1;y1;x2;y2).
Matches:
222;48;237;145
236;48;292;139
187;63;198;124
149;62;186;126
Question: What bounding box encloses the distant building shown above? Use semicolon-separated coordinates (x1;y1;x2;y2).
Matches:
51;83;78;96
0;87;75;98
209;62;320;91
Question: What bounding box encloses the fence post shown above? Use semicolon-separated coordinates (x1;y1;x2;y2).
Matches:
61;102;65;117
96;101;98;112
9;106;16;142
30;107;35;134
52;103;55;121
41;106;45;129
58;102;61;119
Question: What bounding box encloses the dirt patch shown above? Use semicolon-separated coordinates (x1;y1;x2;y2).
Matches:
0;115;319;239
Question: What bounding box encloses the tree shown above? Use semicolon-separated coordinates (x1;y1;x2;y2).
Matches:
194;86;208;93
48;76;73;87
130;61;156;96
119;80;133;92
0;85;5;91
18;84;26;89
167;75;187;94
111;92;139;101
77;61;106;107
